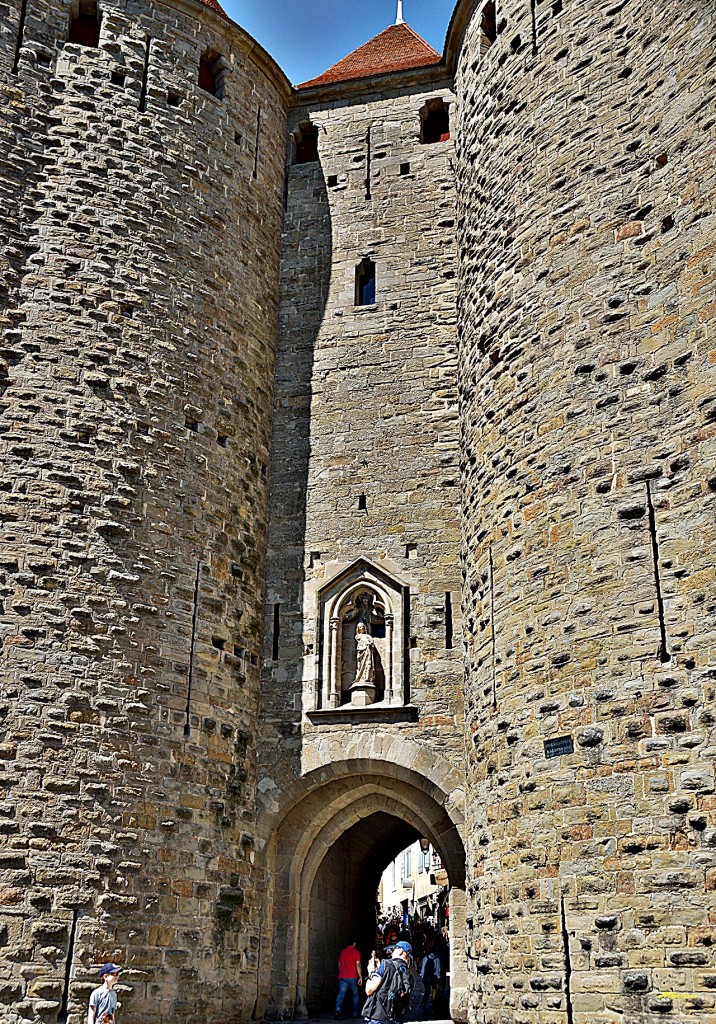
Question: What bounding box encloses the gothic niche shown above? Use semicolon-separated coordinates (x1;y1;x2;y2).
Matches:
318;561;407;710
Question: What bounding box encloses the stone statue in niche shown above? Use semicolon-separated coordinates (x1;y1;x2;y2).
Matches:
339;587;386;707
319;561;403;711
351;622;376;706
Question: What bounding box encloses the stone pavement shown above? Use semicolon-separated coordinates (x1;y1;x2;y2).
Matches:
305;1018;452;1024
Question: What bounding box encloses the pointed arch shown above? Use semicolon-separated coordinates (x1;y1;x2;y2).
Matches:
257;752;467;1022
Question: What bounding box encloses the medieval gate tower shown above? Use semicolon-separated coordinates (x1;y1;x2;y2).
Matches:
0;0;714;1021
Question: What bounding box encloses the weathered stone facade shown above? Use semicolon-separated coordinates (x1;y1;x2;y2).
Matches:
0;0;288;1020
452;0;716;1020
0;0;714;1021
257;70;467;1020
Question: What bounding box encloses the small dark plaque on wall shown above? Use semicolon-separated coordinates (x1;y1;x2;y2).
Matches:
544;735;574;759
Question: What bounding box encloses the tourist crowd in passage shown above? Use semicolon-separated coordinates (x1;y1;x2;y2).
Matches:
336;916;450;1023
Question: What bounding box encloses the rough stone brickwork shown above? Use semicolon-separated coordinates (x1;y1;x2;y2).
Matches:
452;0;716;1022
257;71;467;1018
0;0;289;1020
2;0;716;1021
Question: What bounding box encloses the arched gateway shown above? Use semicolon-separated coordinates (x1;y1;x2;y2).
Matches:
257;757;468;1023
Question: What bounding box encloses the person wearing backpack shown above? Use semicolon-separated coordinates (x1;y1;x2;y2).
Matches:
362;941;414;1024
420;945;441;1012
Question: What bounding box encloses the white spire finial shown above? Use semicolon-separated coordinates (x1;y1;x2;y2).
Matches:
396;0;405;24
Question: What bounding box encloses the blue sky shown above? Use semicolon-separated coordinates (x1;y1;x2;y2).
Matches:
223;0;457;85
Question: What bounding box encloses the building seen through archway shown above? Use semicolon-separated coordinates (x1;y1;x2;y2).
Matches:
378;840;447;930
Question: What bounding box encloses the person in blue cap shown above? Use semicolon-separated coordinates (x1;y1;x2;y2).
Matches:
362;941;414;1024
88;963;122;1024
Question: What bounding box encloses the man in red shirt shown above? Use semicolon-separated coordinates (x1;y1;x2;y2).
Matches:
336;940;363;1019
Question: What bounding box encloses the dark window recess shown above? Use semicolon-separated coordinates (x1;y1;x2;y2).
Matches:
355;258;376;306
69;1;100;47
167;90;182;107
400;162;410;175
199;57;217;95
358;494;367;511
327;174;338;187
294;124;319;164
365;124;372;200
212;637;226;651
420;98;450;145
110;70;125;86
544;735;574;759
12;0;29;73
445;592;453;649
57;909;79;1024
138;36;151;113
198;50;226;98
254;106;262;179
272;604;280;661
481;0;497;50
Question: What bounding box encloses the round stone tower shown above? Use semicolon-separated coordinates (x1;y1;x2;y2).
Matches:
0;0;289;1019
451;0;716;1020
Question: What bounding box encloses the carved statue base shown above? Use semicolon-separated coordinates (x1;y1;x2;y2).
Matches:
350;683;376;707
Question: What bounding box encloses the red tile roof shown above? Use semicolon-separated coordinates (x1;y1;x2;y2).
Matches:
197;0;228;18
298;23;441;90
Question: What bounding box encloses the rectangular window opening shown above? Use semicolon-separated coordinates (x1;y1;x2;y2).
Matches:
355;258;376;306
253;107;262;180
400;162;410;176
481;0;497;50
12;0;29;74
445;591;453;649
272;603;280;661
69;0;101;48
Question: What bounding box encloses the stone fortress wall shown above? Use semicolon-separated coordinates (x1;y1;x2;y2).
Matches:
0;0;714;1020
257;69;468;1019
452;0;716;1021
0;0;289;1020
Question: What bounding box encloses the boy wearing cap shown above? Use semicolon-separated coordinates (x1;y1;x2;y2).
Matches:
88;963;122;1024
